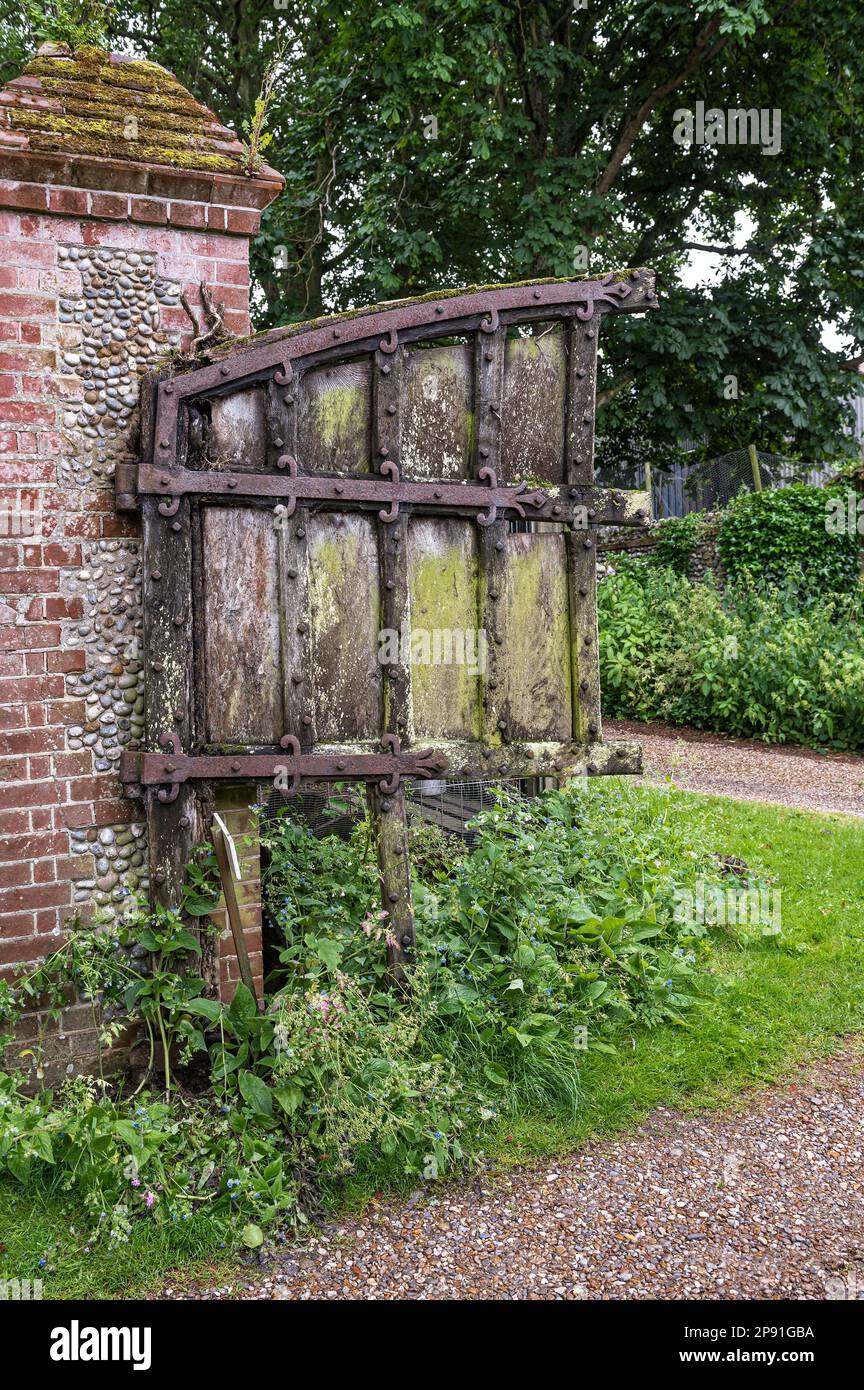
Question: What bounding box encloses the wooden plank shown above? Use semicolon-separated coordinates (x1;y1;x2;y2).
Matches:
565;317;599;485
499;531;572;742
307;512;382;740
140;371;201;910
207;387;267;471
297;356;371;474
472;322;509;751
366;782;414;983
407;517;481;741
501;328;566;484
201;507;282;744
567;528;601;743
402;343;472;479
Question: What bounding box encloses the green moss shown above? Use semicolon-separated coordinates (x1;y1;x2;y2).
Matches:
12;50;246;174
312;385;365;451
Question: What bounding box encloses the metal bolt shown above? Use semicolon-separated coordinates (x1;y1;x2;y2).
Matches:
332;328;341;338
336;761;346;771
173;616;183;628
164;384;175;396
297;622;308;634
579;586;588;597
287;567;298;579
231;761;240;772
291;674;302;684
151;661;163;672
388;892;399;903
583;634;592;645
583;538;593;549
386;580;394;590
273;437;284;448
387;404;397;415
479;447;489;459
401;933;412;946
158;440;169;450
150;570;161;581
172;522;181;531
381;798;392;812
302;713;313;725
580;679;589;692
435;305;444;315
296;527;306;537
227;479;237;489
164;762;176;774
589;722;598;735
381;364;391;375
576;368;586;379
484;352;493;363
334;483;344;494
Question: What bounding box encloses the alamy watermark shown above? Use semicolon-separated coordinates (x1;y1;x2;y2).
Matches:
673;101;781;157
0;490;42;538
825;489;864;536
378;624;487;676
0;1277;42;1300
674;881;781;934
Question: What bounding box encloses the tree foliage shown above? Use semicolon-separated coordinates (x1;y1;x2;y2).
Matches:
2;0;863;467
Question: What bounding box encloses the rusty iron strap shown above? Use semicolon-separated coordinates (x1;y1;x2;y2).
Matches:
135;460;649;528
122;733;448;804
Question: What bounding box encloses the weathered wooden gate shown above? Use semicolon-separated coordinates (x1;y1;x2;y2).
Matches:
119;271;658;972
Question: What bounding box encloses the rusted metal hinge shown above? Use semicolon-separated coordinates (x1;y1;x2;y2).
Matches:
114;461;140;512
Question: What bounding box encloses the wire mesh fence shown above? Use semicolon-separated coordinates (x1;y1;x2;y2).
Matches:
622;448;835;519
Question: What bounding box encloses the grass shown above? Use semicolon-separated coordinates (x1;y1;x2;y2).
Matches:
3;787;863;1298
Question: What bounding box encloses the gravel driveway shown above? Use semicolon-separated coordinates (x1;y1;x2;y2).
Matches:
166;1045;864;1301
606;720;864;817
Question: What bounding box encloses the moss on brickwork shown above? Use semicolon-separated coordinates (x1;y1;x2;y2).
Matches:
1;47;247;174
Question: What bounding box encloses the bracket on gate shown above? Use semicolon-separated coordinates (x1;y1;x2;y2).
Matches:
121;732;449;804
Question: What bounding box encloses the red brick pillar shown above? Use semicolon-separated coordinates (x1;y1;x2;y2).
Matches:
0;46;282;1069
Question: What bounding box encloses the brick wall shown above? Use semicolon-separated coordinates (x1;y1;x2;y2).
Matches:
0;103;280;1076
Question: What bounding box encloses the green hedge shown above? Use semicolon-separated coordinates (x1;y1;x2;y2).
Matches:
598;558;864;750
716;484;858;592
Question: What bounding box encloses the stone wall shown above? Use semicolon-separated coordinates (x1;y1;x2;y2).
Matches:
0;52;281;1077
597;512;725;586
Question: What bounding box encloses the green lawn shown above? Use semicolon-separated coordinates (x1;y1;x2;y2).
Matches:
3;788;863;1299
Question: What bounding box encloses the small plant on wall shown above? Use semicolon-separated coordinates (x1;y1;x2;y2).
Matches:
22;0;112;53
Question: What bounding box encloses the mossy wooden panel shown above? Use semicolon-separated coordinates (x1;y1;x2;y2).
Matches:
207;387;267;471
407;518;481;740
402;344;473;479
499;531;572;740
308;513;382;739
297;359;371;474
201;507;282;743
501;329;567;484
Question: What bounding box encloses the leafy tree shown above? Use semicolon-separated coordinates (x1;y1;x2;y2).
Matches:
2;0;863;469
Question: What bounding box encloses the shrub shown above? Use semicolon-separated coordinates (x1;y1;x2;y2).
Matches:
598;556;864;749
651;512;707;575
716;484;858;592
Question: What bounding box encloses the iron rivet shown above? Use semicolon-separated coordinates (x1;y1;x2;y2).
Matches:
554;761;563;772
151;661;163;672
179;816;189;828
159;475;169;487
433;489;442;499
150;570;161;580
174;708;183;720
386;580;394;590
274;437;284;448
381;364;391;375
579;586;588;597
291;674;302;684
336;761;346;771
158;440;169;450
584;538;593;549
525;748;535;759
387;404;397;415
220;365;229;376
164;384;175;396
587;763;597;774
479;447;489;459
494;541;504;551
586;330;595;339
227;479;237;489
533;288;541;299
164;763;176;773
231;761;240;772
495;635;503;645
589;722;598;735
588;508;596;518
488;589;499;600
552;505;562;516
333;329;340;338
296;527;306;537
173;617;183;627
171;522;181;531
302;714;313;725
435;305;444;315
335;483;344;493
484;352;493;363
381;798;392;812
584;635;592;645
498;720;507;730
284;395;295;405
401;933;412;946
287;568;298;579
580;679;589;691
576;368;586;379
388;892;400;903
488;678;497;688
379;446;389;457
297;623;307;634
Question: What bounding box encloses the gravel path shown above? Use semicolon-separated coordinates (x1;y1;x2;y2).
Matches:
606;720;864;817
167;1045;864;1301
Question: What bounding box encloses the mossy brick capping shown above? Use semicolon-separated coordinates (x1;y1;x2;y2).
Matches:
0;46;255;175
